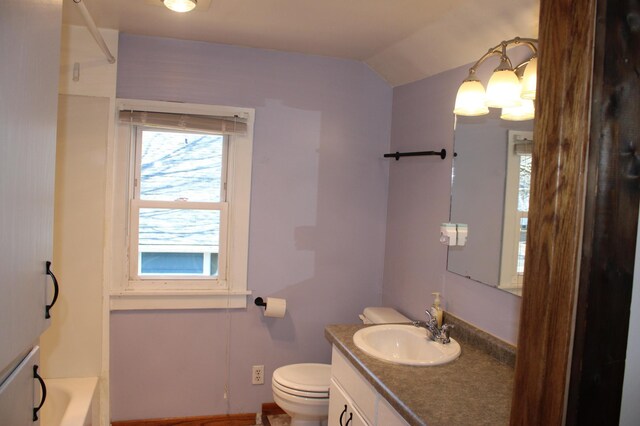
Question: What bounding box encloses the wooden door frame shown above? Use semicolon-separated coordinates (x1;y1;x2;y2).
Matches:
511;0;639;424
566;0;639;422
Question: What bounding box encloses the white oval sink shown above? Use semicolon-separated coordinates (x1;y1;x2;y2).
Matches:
353;324;461;366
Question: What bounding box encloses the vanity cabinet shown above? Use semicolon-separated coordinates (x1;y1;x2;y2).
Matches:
329;379;368;426
377;396;410;426
329;347;409;426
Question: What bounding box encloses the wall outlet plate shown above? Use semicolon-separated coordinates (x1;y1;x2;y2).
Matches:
252;365;264;385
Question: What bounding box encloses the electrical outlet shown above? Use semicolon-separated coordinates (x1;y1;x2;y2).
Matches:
252;365;264;385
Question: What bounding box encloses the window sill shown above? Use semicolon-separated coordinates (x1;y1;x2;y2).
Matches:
110;289;251;310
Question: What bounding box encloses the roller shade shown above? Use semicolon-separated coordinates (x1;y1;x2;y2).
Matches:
514;139;533;156
119;110;247;135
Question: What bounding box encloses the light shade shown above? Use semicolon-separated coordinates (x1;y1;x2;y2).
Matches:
520;57;537;100
501;99;535;121
163;0;197;12
453;80;489;116
485;70;522;108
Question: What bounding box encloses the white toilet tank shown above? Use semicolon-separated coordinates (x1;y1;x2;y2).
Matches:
359;307;410;324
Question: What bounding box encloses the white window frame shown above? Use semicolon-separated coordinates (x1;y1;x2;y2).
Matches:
129;127;228;287
109;99;253;310
499;130;532;293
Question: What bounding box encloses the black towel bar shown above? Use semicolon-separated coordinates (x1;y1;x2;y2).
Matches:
383;148;447;161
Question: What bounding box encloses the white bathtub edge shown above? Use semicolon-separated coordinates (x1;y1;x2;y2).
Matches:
43;377;99;426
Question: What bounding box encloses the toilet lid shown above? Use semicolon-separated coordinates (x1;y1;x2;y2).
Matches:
362;307;410;324
272;379;329;399
272;363;331;395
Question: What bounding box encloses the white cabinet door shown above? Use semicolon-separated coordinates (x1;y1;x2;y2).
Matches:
377;396;410;426
330;347;411;426
0;347;42;426
331;348;377;423
329;379;369;426
0;0;62;371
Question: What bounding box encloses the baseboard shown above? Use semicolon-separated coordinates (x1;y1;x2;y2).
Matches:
111;403;285;426
111;413;257;426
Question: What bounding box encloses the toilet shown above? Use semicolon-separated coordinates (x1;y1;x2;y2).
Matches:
272;363;331;426
272;307;409;426
359;306;410;325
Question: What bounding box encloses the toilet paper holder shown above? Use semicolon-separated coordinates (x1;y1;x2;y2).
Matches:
255;296;287;318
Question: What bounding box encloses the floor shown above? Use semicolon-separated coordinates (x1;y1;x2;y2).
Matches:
263;414;291;426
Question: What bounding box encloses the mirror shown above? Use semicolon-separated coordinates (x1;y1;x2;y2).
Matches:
447;110;533;296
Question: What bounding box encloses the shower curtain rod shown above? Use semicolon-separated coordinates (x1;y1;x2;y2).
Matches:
73;0;116;64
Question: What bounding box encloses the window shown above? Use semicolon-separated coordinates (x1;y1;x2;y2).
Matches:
499;130;532;296
515;153;531;277
110;100;253;310
131;128;227;285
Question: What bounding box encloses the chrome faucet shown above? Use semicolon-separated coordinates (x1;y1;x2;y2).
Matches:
412;309;454;344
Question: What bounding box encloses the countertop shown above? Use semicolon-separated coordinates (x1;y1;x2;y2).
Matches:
325;324;514;426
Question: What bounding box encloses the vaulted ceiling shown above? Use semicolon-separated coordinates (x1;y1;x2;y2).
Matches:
63;0;539;86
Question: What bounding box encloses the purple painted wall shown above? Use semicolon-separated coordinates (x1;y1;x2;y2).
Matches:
111;34;392;421
111;33;526;421
383;63;522;345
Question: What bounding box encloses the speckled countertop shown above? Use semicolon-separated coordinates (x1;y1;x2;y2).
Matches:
325;324;514;426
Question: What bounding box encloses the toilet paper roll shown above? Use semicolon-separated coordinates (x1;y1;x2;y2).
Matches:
264;297;287;318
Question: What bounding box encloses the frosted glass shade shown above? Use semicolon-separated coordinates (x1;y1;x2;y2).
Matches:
485;70;522;108
501;99;535;121
163;0;197;12
453;80;489;116
520;57;538;100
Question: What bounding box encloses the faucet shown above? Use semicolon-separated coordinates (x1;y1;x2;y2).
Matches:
412;309;454;344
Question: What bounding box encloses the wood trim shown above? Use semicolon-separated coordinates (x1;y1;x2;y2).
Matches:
566;0;640;423
111;413;257;426
510;0;597;423
110;403;285;426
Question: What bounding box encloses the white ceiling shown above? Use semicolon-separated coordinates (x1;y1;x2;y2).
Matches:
63;0;539;86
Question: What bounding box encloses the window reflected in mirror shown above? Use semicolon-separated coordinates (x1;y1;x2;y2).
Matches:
499;131;532;296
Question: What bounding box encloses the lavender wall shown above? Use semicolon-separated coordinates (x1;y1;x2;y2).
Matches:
383;63;522;345
111;34;392;421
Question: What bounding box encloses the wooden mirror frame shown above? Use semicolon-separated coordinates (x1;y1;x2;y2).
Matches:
511;0;639;424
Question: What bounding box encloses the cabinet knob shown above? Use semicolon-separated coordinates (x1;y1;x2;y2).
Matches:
45;261;59;319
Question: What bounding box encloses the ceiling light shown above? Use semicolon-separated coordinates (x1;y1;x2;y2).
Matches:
454;37;538;119
163;0;197;13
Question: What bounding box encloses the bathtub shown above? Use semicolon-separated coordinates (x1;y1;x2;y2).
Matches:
40;377;99;426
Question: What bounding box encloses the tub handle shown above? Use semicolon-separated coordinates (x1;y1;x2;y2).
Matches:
33;365;47;421
45;261;59;319
345;413;353;425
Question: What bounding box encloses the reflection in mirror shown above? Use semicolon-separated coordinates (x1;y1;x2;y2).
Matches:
499;130;532;295
447;110;533;296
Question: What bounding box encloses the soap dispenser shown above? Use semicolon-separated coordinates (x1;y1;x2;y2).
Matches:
431;292;443;328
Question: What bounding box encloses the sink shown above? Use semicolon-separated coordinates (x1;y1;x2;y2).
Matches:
353;324;461;366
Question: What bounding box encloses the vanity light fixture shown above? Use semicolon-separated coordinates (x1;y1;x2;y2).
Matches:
520;56;538;100
501;99;535;121
454;37;538;121
163;0;197;13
